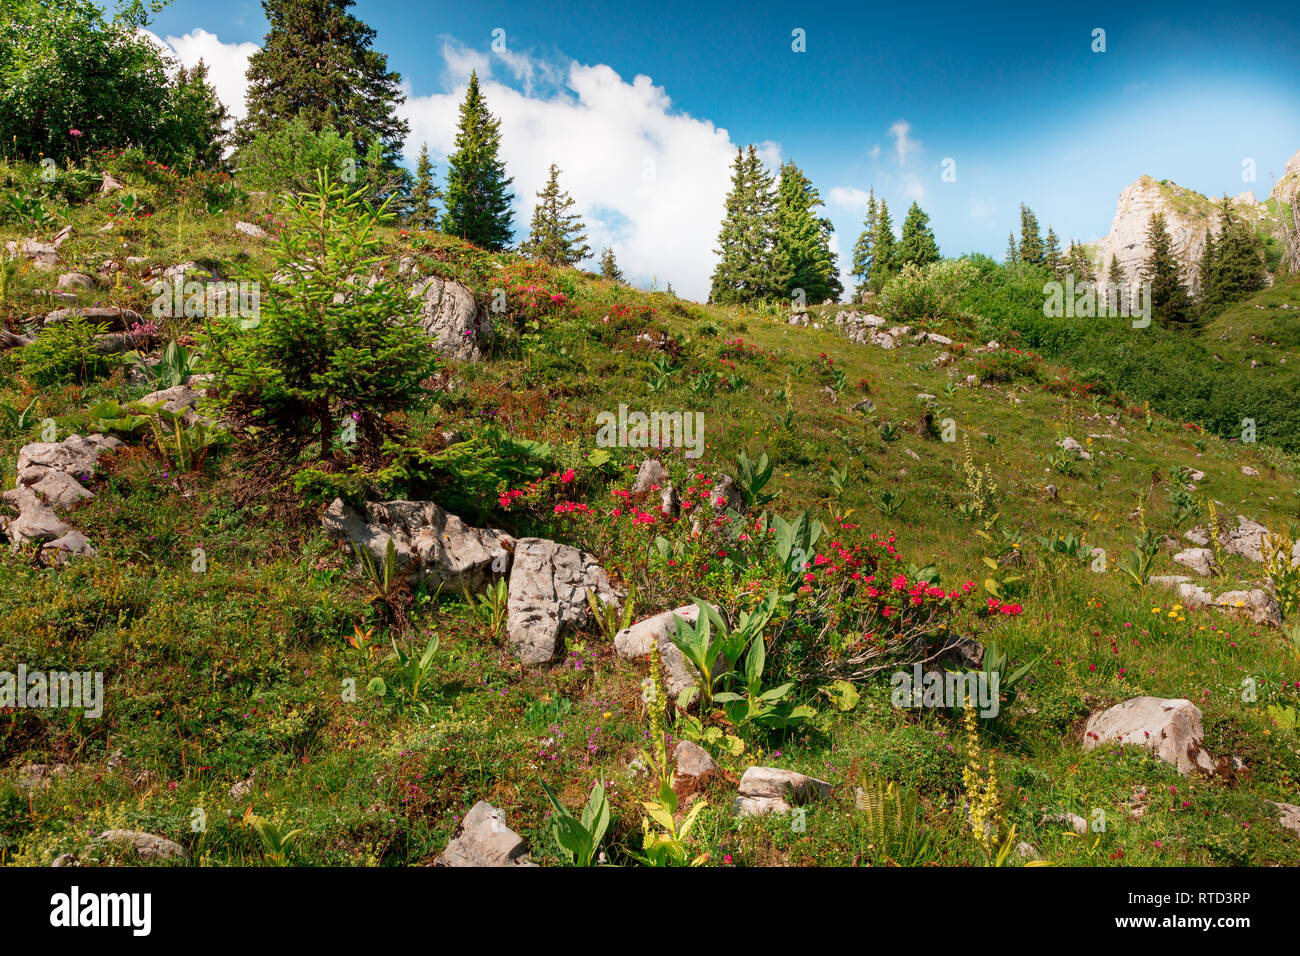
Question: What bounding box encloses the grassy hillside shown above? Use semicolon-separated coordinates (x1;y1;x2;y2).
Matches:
2;156;1300;867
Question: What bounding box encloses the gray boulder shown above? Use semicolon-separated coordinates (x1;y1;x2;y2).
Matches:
506;537;620;664
321;498;513;592
734;766;832;817
414;276;492;362
97;829;186;862
1082;697;1215;776
613;603;715;700
434;801;536;866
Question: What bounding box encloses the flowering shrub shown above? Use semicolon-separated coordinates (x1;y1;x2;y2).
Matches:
975;347;1040;384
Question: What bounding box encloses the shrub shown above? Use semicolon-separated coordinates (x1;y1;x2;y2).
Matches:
20;313;115;384
235;116;360;196
879;259;976;323
208;174;440;460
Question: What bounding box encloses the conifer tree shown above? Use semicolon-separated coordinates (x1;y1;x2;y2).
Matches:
1065;240;1095;282
520;163;590;266
895;201;940;269
773;160;842;304
709;146;779;304
236;0;409;168
1198;198;1266;312
1043;228;1063;275
440;71;515;251
851;188;878;288
160;60;231;170
599;248;624;283
1005;232;1018;264
1107;253;1126;288
406;143;441;231
867;199;897;291
1143;212;1194;326
1018;204;1044;266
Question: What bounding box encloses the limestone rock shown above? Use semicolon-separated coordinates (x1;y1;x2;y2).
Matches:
613;603;715;700
671;741;717;789
506;537;620;665
1270;801;1300;836
434;801;536;866
97;829;186;862
321;498;513;592
1082;697;1215;775
234;220;269;239
413;276;492;362
734;766;832;816
1215;589;1282;627
1172;548;1218;577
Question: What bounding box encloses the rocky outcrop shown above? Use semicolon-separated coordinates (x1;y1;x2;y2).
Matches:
413;276;493;362
506;538;620;664
1082;697;1215;776
1092;175;1266;288
1172;548;1218;577
734;766;832;816
2;434;121;562
321;498;513;591
613;603;715;700
433;801;536;867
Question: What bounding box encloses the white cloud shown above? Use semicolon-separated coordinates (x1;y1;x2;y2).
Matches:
150;29;259;122
828;186;871;210
402;41;740;299
889;119;920;166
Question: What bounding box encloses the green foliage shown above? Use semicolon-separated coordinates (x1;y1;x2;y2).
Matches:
710;145;780;305
585;585;636;642
235;0;410;168
598;247;624;283
539;778;610;867
1116;530;1161;587
850;187;877;288
235;115;359;196
21;314;116;385
856;779;934;866
406;142;441;231
895;201;940;269
440;71;515;251
466;578;510;640
714;596;816;736
520;163;590;267
734;448;778;508
1144;211;1195;327
634;779;708;867
773;160;841;304
209;174;440;458
244;812;307;867
879;259;975;323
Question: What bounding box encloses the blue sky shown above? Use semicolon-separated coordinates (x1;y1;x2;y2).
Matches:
140;0;1300;299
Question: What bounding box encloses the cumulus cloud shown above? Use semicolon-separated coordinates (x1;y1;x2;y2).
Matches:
148;29;259;122
136;30;757;300
402;40;742;299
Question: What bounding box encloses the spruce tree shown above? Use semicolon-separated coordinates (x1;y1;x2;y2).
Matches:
440;71;516;251
850;188;877;288
1199;198;1266;313
236;0;409;168
406;143;441;231
1018;204;1045;266
709;146;779;305
773;160;842;304
599;248;624;283
520;163;590;266
1143;212;1194;326
1065;240;1095;282
1043;228;1063;275
1005;232;1018;264
895;201;940;269
868;199;897;291
159;60;231;170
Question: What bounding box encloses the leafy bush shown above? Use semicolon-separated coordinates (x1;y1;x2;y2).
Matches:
879;259;976;323
235;116;360;196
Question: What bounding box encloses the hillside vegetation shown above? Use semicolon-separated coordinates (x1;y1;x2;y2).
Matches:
2;152;1300;868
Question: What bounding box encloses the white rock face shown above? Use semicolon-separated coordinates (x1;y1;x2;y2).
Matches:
1082;697;1215;776
1092;176;1265;288
1172;548;1218;577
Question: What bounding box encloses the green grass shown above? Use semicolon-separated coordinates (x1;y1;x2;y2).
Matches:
2;158;1299;867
